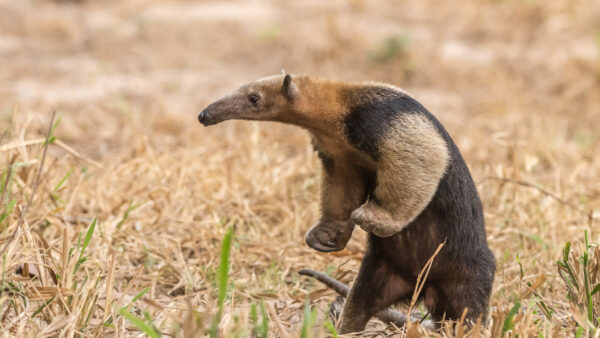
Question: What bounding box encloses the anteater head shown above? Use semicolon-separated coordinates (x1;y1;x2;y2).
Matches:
198;74;299;126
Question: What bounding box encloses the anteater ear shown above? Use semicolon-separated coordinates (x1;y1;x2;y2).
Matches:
282;74;299;100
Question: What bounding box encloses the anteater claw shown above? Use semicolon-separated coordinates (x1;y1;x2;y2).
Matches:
304;221;354;252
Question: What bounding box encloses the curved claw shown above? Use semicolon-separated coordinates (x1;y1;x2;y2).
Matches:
304;221;354;252
305;238;339;252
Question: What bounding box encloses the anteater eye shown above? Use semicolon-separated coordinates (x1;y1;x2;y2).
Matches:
248;94;260;105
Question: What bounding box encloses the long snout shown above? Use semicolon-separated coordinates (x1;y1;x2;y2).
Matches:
197;105;218;126
198;97;240;126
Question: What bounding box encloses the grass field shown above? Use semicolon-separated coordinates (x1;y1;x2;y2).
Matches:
0;0;599;336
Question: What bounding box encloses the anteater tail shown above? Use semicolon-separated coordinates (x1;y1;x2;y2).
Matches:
298;269;436;329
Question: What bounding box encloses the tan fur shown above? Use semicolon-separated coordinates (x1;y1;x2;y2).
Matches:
351;114;449;237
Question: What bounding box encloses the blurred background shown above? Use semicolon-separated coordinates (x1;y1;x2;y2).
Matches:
1;0;600;336
3;0;599;122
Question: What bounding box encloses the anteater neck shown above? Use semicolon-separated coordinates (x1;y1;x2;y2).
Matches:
276;78;352;135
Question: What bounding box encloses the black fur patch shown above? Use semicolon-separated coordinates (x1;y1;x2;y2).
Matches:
342;87;429;159
317;150;335;174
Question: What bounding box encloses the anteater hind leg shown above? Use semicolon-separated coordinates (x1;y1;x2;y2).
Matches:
338;249;413;333
429;276;492;326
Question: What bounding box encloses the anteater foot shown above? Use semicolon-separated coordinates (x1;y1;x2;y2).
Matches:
305;220;355;252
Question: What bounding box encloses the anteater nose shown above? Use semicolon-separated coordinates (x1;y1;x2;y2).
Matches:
198;110;206;123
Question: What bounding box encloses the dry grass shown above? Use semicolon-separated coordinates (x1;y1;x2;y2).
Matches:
0;0;599;336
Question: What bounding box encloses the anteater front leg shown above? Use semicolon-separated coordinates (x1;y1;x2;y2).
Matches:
338;245;414;333
351;120;449;238
350;160;429;238
305;153;373;252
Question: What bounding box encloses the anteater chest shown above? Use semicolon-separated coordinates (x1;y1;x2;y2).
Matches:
311;133;376;167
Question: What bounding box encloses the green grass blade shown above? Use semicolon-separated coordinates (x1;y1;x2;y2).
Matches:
0;199;16;231
300;299;317;338
45;111;63;145
116;200;143;230
217;227;234;307
563;242;571;263
83;294;99;328
249;303;258;336
502;301;521;334
121;287;150;311
131;287;150;304
559;241;580;291
249;302;268;338
575;325;583;338
74;217;97;274
324;320;340;338
209;226;234;338
566;265;580;292
300;300;310;338
31;296;55;318
119;308;161;338
582;245;593;323
259;302;268;338
516;253;524;279
592;283;600;296
53;167;72;192
536;299;554;320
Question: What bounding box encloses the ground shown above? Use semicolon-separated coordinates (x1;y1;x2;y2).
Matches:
0;0;599;337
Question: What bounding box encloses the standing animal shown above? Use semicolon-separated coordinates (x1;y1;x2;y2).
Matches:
198;74;495;333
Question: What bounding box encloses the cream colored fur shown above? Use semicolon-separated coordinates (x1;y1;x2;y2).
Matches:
351;114;449;237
